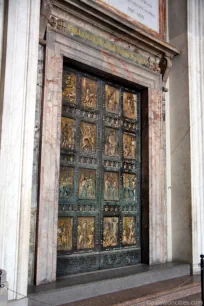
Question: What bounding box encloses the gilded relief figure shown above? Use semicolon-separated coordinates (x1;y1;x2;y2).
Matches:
57;217;73;251
78;169;96;199
123;133;136;159
62;72;77;104
105;85;120;114
61;117;76;150
123;173;136;200
104;128;119;156
59;168;74;198
104;172;119;201
122;217;136;245
81;77;97;109
103;217;119;247
80;122;96;153
123;92;137;119
77;217;95;249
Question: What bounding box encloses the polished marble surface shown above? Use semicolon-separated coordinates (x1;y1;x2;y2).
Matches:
28;262;188;295
59;275;200;306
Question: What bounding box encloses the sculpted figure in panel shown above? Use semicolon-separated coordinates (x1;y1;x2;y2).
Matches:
122;217;136;246
123;173;136;200
57;217;73;251
77;217;95;249
123;133;136;159
62;72;77;104
61;117;76;150
104;172;119;201
80;122;96;153
78;169;96;199
103;217;119;247
123;92;137;120
105;85;120;114
81;77;97;109
59;168;74;198
104;128;119;156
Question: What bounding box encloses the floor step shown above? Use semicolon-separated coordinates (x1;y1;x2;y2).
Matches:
61;275;201;306
28;262;191;306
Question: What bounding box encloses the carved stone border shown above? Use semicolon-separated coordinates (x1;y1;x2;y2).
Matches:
52;0;179;58
36;27;166;284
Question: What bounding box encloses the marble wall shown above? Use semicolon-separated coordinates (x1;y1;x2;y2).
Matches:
0;0;4;90
168;0;192;263
0;0;41;301
187;0;204;273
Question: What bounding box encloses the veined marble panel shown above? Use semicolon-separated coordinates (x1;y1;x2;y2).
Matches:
0;0;41;300
28;45;44;285
188;0;204;273
36;32;63;285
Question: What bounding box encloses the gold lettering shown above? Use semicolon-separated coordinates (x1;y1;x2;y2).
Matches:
66;23;149;68
67;24;73;33
109;42;116;53
103;40;108;49
98;38;103;47
106;41;112;51
84;32;91;41
72;26;79;35
79;29;85;38
111;44;116;53
92;35;98;45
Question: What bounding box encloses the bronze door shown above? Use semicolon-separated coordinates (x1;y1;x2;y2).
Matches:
57;66;141;276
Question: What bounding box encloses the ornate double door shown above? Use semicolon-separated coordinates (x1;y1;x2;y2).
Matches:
57;66;141;276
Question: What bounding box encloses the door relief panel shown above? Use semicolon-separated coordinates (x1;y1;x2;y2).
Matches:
62;72;77;104
123;133;136;159
61;117;76;150
104;172;119;201
80;122;96;154
57;217;73;251
57;67;141;276
59;167;74;199
123;92;137;119
122;216;137;246
104;127;120;157
81;77;97;109
105;85;120;114
103;217;119;248
78;169;96;200
77;217;95;250
123;173;137;201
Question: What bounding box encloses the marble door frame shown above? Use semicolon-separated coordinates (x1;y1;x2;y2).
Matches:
36;28;166;285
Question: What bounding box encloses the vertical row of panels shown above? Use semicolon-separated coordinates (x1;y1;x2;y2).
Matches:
57;66;141;276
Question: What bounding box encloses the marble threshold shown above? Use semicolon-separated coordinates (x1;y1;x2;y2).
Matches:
28;262;191;306
62;275;201;306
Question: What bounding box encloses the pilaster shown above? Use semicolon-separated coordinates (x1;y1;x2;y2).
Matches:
0;0;41;300
36;34;62;285
188;0;204;273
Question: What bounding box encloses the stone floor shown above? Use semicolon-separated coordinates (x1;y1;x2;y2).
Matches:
59;276;201;306
160;293;202;305
28;262;191;306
